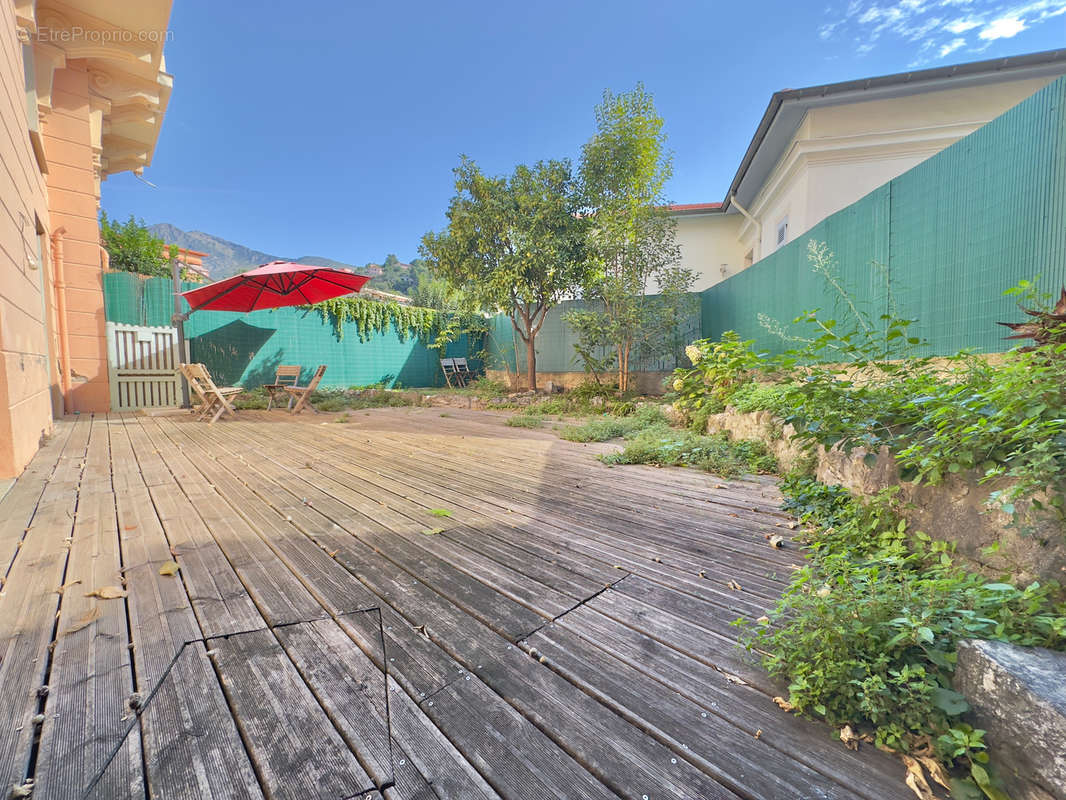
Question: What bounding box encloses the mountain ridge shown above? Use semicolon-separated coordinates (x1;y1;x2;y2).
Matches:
148;223;367;279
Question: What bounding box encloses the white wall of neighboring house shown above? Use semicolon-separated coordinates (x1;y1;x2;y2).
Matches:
672;68;1062;293
672;212;746;292
735;75;1058;259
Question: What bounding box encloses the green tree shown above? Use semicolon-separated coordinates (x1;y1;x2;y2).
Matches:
421;156;588;391
566;84;695;392
100;212;176;278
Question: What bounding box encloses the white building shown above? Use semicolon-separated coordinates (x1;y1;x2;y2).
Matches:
673;49;1066;291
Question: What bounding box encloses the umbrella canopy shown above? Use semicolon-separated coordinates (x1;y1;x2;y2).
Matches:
181;261;371;313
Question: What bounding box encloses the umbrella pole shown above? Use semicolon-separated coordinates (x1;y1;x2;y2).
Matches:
171;254;191;408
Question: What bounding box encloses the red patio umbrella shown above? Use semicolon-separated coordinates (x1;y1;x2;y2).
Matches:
180;260;371;312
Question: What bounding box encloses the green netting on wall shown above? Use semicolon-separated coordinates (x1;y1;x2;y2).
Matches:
702;75;1066;356
482;297;702;377
102;273;475;389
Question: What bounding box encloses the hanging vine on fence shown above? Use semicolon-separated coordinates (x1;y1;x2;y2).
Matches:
308;296;487;350
311;296;437;342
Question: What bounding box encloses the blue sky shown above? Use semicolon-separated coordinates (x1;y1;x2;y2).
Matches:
101;0;1066;265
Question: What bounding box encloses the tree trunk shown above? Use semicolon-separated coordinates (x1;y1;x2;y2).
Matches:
526;335;538;392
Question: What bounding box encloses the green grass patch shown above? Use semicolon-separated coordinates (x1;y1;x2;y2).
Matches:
601;427;776;477
559;405;669;442
505;414;543;429
727;381;795;417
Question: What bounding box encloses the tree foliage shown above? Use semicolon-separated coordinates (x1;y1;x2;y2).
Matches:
367;254;431;296
566;84;695;392
100;212;177;278
420;156;589;390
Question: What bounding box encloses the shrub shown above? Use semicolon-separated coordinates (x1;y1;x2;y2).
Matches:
602;427;776;477
669;331;765;430
727;381;795;417
506;414;543;429
741;475;1066;796
559;405;668;442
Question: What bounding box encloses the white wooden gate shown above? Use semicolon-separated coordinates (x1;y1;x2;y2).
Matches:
106;322;184;410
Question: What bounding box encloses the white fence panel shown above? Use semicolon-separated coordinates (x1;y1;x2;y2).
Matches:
106;322;183;410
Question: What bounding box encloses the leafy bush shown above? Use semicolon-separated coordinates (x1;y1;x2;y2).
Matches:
727;381;795;417
521;391;657;419
559;405;669;442
232;387;268;410
505;414;543;429
668;331;765;430
602;427;776;477
778;310;1066;521
234;386;420;412
100;212;178;279
742;475;1066;796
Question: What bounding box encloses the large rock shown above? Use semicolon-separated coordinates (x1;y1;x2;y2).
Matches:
955;639;1066;800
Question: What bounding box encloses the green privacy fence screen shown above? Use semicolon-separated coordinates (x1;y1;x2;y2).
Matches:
702;74;1066;356
482;297;703;377
103;272;476;389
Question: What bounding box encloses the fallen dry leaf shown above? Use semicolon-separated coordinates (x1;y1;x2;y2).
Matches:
901;755;935;800
56;579;82;594
421;528;444;536
915;756;951;792
753;729;762;739
727;580;742;591
772;696;795;712
84;585;127;599
158;560;180;577
64;606;100;634
840;725;861;750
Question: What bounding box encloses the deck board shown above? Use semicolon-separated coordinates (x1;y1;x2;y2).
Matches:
0;408;917;800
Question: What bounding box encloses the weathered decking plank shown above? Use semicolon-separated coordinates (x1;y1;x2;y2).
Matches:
128;420;265;637
151;416;506;799
4;409;916;800
110;416;265;800
250;418;793;605
33;456;143;800
208;628;380;800
0;420;74;581
0;416;89;797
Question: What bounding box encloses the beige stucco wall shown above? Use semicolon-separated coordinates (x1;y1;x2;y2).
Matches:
44;60;110;413
737;75;1061;258
0;2;56;478
671;213;746;292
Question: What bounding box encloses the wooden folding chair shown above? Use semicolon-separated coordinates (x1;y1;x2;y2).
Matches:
179;363;241;424
263;364;302;410
283;365;326;414
453;357;473;385
440;358;464;388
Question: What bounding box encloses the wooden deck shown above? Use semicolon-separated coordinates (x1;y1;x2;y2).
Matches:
0;408;913;800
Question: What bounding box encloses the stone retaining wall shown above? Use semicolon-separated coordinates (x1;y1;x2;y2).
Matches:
704;408;1066;584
